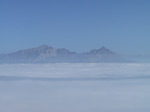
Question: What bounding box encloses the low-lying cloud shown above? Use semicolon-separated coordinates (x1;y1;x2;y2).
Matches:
0;63;150;112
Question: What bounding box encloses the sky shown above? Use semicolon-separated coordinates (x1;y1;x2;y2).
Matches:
0;0;150;54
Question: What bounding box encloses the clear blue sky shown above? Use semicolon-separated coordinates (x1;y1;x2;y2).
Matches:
0;0;150;54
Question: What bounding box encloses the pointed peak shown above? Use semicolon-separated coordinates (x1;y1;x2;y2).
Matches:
90;46;110;52
89;46;116;55
100;46;109;51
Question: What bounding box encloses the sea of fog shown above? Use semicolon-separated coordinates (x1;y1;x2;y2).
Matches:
0;63;150;112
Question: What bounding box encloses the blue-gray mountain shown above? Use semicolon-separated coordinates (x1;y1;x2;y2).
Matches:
0;45;130;63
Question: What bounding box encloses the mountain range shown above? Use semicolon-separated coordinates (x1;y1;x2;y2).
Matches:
0;45;130;63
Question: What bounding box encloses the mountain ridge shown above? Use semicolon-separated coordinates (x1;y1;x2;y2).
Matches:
0;45;130;63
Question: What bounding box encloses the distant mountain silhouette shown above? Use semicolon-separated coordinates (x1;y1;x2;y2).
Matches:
0;45;130;63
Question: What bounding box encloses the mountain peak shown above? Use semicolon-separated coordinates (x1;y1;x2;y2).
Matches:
99;46;115;53
100;46;109;50
89;46;116;55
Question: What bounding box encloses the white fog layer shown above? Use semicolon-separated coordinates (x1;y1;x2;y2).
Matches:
1;63;150;79
0;63;150;112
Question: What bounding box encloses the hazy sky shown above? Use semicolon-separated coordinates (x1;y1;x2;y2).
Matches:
0;0;150;54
